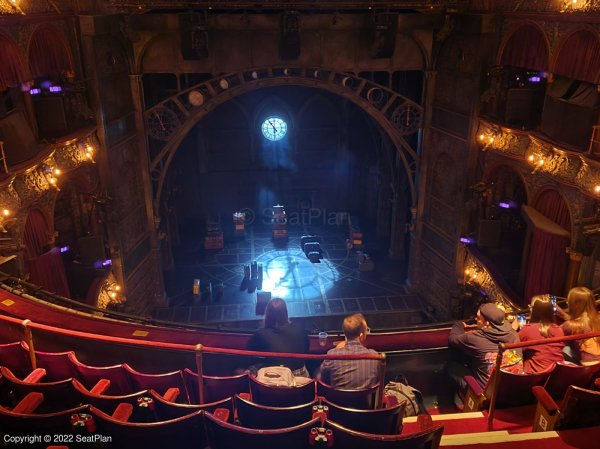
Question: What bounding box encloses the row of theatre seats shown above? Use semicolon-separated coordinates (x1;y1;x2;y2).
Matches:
1;339;600;449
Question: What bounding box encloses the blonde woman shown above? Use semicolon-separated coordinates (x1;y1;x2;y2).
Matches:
518;295;564;373
557;287;600;365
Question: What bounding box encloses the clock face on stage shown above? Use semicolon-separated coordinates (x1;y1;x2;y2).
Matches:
261;117;288;141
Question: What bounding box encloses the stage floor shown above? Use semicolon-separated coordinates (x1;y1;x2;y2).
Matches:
158;222;425;329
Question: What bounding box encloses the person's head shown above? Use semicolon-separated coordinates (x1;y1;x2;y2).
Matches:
529;295;555;337
342;313;369;343
264;298;289;329
476;303;506;329
567;287;597;321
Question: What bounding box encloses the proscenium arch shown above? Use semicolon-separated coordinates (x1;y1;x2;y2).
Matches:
145;66;423;215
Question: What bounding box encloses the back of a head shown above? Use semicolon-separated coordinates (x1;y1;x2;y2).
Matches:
567;287;597;320
529;295;555;337
343;313;367;341
264;298;289;329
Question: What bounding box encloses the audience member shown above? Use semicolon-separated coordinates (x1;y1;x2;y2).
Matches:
447;302;522;391
518;295;564;373
319;313;379;389
557;287;600;365
247;298;310;376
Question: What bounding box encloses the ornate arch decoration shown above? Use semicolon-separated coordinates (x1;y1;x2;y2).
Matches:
482;163;530;205
28;24;74;80
145;67;423;215
552;28;600;84
0;32;28;92
498;22;549;71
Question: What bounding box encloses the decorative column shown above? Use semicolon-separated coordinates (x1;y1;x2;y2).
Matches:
564;247;583;295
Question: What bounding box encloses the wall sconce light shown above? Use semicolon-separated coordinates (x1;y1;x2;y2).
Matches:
40;164;61;190
477;128;500;151
98;274;125;309
0;208;14;233
527;151;550;174
85;144;95;162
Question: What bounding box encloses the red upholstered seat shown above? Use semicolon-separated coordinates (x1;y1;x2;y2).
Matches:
71;378;150;417
0;341;32;378
148;389;233;421
35;349;76;381
89;406;207;449
0;366;80;412
0;400;89;435
463;364;554;412
123;364;189;403
205;410;320;449
325;419;444;449
68;353;132;395
183;368;249;404
532;384;600;431
316;378;380;409
248;374;316;407
234;393;317;429
543;362;600;400
321;397;405;434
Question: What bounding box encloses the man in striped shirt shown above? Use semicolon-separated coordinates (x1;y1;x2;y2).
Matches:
319;313;379;389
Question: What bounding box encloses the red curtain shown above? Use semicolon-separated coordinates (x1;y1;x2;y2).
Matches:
0;35;28;92
28;248;71;298
500;25;549;71
554;30;600;84
24;209;71;298
523;190;571;302
534;190;571;229
28;25;73;80
24;209;50;260
524;230;569;303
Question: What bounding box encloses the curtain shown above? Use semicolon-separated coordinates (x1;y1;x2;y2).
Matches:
24;209;50;260
500;25;548;71
0;35;28;92
554;30;600;84
28;25;73;80
28;248;71;298
524;230;569;302
534;190;571;229
523;190;571;302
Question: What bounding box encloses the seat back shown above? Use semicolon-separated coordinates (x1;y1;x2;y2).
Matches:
69;354;132;395
0;403;89;434
89;406;206;449
0;366;80;412
71;378;149;417
149;390;233;421
492;365;554;408
316;378;379;409
35;349;76;381
544;362;600;400
234;394;316;429
205;411;319;449
556;385;600;430
0;341;31;377
183;368;249;404
249;374;315;407
124;364;188;403
323;398;405;434
326;420;444;449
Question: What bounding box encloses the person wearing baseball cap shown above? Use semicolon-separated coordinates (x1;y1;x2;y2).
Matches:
447;302;522;396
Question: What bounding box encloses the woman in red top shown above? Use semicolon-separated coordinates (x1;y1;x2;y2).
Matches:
518;295;564;373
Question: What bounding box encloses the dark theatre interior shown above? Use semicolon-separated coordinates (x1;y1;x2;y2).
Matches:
1;1;600;448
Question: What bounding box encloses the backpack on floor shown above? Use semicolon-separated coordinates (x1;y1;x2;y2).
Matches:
384;375;428;416
256;366;295;387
